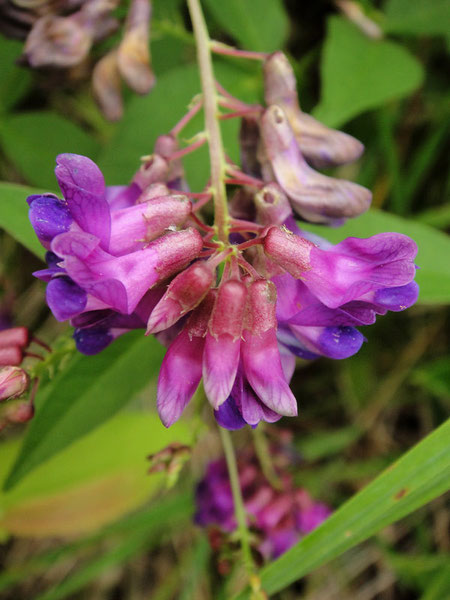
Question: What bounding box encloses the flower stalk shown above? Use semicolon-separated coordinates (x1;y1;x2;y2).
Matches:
187;0;229;243
218;427;256;576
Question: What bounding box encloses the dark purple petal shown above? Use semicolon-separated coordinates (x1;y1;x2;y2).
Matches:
28;194;72;249
214;396;247;430
290;324;365;359
73;327;114;355
46;276;87;321
373;281;419;311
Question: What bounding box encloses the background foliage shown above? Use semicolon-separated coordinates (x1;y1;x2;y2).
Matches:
0;0;449;598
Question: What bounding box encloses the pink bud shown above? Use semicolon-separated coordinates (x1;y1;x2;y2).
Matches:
132;154;169;191
245;279;278;335
108;194;192;255
0;327;29;349
203;281;248;408
147;262;215;334
0;347;23;367
263;52;364;169
136;183;171;203
255;183;292;225
209;280;248;341
153;227;204;283
263;226;314;278
6;400;34;424
0;367;30;401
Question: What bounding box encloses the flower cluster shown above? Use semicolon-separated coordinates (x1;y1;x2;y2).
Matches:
1;0;154;120
27;50;419;430
195;445;331;560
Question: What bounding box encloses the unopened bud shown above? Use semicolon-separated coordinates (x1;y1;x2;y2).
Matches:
245;279;278;335
263;52;364;168
132;154;169;190
0;367;30;401
109;194;192;255
5;399;34;424
136;183;171;203
92;49;123;122
263;226;314;279
255;183;292;225
209;280;247;341
147;262;215;334
0;347;23;367
117;0;155;95
0;327;29;349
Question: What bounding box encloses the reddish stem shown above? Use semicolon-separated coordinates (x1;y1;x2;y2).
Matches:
237;238;263;251
170;99;203;136
169;137;206;161
219;108;262;121
211;42;268;61
192;194;213;212
237;257;261;279
31;337;51;352
189;212;215;232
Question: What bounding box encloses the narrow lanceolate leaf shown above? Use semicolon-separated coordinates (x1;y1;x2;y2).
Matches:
305;208;450;304
203;0;288;52
313;17;424;127
4;332;165;490
0;183;46;259
235;419;450;599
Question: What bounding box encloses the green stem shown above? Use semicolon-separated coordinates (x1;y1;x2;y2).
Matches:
218;427;255;575
187;0;229;243
252;426;283;491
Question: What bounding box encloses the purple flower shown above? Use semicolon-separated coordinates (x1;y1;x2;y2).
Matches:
263;224;418;360
195;448;331;560
28;153;201;354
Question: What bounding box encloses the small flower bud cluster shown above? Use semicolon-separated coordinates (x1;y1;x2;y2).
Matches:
1;0;154;120
195;444;331;560
28;50;419;430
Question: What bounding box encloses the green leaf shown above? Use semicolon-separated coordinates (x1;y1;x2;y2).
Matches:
0;112;100;190
0;182;46;259
203;0;288;52
0;37;31;113
296;426;362;461
3;331;165;490
313;17;424;127
235;419;450;598
0;412;191;537
305;208;450;304
384;0;450;36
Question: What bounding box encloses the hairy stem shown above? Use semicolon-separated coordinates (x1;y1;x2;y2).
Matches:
187;0;229;243
219;427;255;575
